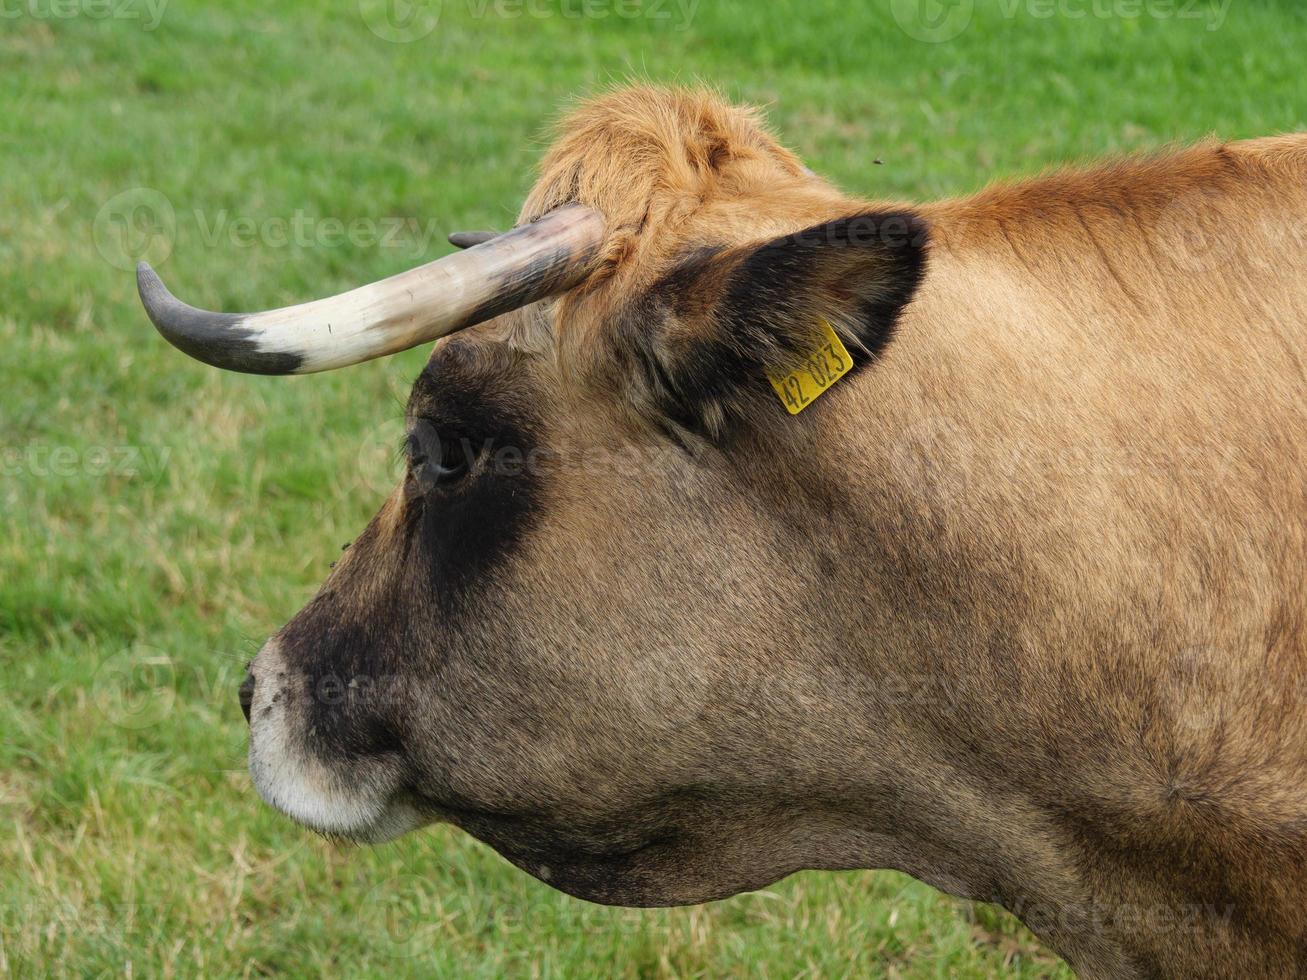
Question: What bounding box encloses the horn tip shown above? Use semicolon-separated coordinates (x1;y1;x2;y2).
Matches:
134;263;305;376
449;230;499;249
136;261;172;313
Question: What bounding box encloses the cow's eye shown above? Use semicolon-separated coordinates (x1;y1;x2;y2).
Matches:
407;428;473;490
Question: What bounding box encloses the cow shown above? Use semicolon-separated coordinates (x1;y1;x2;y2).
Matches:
138;86;1307;978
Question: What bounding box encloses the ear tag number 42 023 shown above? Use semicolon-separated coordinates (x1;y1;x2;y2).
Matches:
767;317;854;415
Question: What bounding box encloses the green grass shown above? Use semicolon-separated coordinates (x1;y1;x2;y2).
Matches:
2;0;1304;975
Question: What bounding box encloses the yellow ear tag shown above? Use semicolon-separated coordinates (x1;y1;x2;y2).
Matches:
767;317;854;415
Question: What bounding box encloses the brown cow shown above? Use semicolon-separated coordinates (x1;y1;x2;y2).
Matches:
140;87;1307;978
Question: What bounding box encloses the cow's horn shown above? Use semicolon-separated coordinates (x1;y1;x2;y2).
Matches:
449;230;501;249
138;204;605;375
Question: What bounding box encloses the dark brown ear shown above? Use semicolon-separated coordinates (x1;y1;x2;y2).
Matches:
612;211;929;437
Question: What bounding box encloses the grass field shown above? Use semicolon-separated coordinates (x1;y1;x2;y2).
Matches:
3;0;1305;975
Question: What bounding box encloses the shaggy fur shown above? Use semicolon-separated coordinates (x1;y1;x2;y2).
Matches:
244;87;1307;979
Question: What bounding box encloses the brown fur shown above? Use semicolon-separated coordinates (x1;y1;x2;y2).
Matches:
245;87;1307;978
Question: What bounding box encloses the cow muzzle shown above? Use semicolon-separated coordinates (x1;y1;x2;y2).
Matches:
243;638;427;842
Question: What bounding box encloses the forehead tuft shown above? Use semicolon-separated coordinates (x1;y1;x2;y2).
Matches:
510;86;835;367
520;85;809;227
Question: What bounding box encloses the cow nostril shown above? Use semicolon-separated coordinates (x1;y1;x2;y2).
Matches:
239;664;255;725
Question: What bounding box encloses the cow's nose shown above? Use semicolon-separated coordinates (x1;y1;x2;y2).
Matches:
239;663;255;725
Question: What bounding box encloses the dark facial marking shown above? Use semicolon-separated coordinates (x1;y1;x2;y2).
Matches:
284;609;409;759
272;341;545;763
404;346;546;609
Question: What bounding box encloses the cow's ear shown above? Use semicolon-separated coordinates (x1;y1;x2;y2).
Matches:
613;211;928;438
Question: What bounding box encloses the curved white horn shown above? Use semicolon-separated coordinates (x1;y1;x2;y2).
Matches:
138;204;606;375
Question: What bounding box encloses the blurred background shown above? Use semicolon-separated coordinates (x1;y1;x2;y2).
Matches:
2;0;1302;975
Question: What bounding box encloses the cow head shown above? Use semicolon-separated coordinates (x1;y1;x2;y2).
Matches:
143;87;931;907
